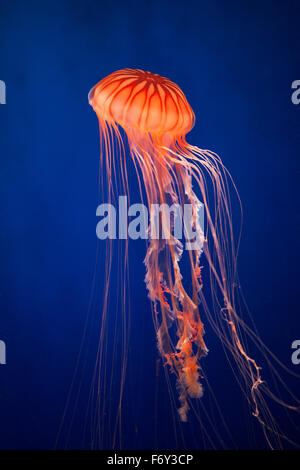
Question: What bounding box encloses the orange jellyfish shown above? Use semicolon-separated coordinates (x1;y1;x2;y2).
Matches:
88;69;299;447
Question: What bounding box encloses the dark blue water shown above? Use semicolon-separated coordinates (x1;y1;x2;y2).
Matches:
0;0;299;449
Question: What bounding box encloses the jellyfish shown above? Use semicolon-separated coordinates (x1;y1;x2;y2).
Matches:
88;69;299;447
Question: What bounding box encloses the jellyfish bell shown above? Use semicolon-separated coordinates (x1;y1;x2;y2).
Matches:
89;69;195;145
88;68;299;447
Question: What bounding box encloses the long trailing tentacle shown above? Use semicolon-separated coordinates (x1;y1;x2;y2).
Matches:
157;137;300;447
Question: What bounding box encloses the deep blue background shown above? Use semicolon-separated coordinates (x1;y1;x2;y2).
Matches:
0;0;299;449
